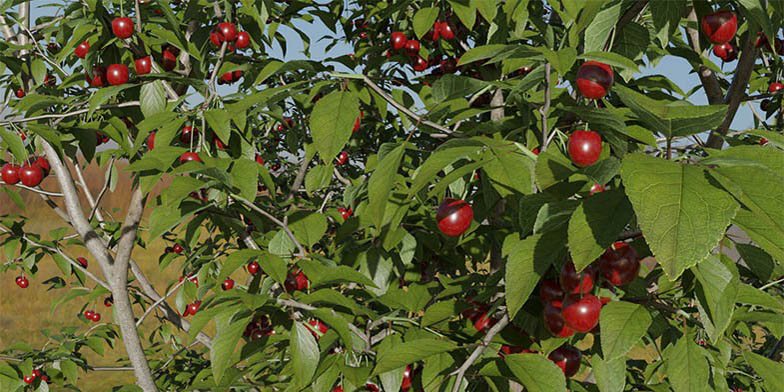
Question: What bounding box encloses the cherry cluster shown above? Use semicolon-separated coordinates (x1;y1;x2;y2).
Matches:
1;156;50;188
22;369;48;385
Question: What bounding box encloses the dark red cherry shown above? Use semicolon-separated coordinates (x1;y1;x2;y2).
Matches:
701;10;737;44
559;261;596;295
436;198;473;237
561;294;602;333
576;61;613;99
217;22;237;42
391;32;407;50
222;278;235;290
236;31;250;49
106;64;129;85
539;279;565;305
179;152;202;163
404;39;420;56
135;56;152;75
16;275;29;288
247;261;260;275
568;130;602;167
1;163;21;185
543;301;575;338
74;40;90;58
19;164;43;187
112;17;134;39
599;241;640;286
548;344;581;378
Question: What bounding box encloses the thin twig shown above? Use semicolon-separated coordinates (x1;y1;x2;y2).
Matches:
333;167;351;186
450;314;510;392
0;180;63;196
136;278;188;327
540;63;552;151
233;195;307;257
0;101;142;126
88;158;115;221
287;157;310;201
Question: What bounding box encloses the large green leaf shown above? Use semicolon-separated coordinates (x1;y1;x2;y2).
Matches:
412;7;439;39
89;84;135;117
432;75;487;103
535;148;577;190
291;321;320;389
211;309;248;384
140;81;166;118
692;255;739;344
503;354;567;392
665;336;709;392
743;351;784;392
733;208;784;264
736;283;784;312
368;144;405;229
409;139;485;197
590;354;626;392
230;159;258;200
568;190;633;271
310;91;359;163
503;230;567;319
483;144;535;196
620;154;739;279
584;2;622;52
0;126;27;162
372;338;457;376
204;109;231;145
600;301;652;360
289;212;328;248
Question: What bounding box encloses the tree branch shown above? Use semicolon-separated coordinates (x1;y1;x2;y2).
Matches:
0;180;63;196
450;314;510;392
287;157;310;201
685;8;723;105
540;63;552;151
0;101;143;127
234;194;307;257
136;277;188;327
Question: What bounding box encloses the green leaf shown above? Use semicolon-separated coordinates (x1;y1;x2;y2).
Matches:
584;2;622;52
447;0;477;33
483;145;535;196
458;44;517;66
568;190;633;271
476;0;498;22
665;336;709;392
620;154;738;279
230;159;258;200
503;354;567;392
305;164;333;194
735;243;776;282
743;350;784;392
217;249;263;282
736;0;775;50
422;299;458;327
578;51;638;72
211;310;248;384
538;47;577;76
311;308;353;349
692;255;739;344
590;355;626;392
535;148;576;190
413;7;439;39
432;75;487;103
60;359;78;384
649;0;686;46
289;212;328;248
368;144;405;229
204;109;231;145
409;140;485;197
139;81;166;118
600;301;652;360
736;283;784;312
310;91;359;163
291;321;320;389
299;259;379;289
0;126;27;162
372;339;457;376
503;230;567;319
733;208;784;264
88;84;134;117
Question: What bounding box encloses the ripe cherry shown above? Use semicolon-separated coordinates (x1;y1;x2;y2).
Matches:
1;163;20;184
16;276;29;288
247;261;260;275
23;375;35;384
336;151;348;166
589;183;606;195
413;55;428;72
236;31;250;49
84;309;95;319
111;17;134;39
559;261;596;295
568;130;602;167
712;42;737;62
90;312;101;322
404;39;420;56
439;22;455;40
74;40;90;58
391;32;407;50
187;301;201;316
561;294;602;333
543;302;575;338
180;125;195;143
548;344;581;378
401;365;412;391
473;311;496;332
425;22;441;41
106;64;129;85
284;270;309;292
19;164;43;187
307;319;329;339
436;198;473;237
104;296;113;307
209;31;221;46
217;22;237;42
15;88;24;98
172;244;184;254
576;61;613;99
86;66;106;87
599;241;640;286
76;257;88;268
179;152;202;164
768;82;783;94
222;278;235;290
147;132;155;150
337;207;352;220
135;56;152;75
353;116;361;132
32;157;50;176
539;279;564;305
701;10;737;44
162;46;178;71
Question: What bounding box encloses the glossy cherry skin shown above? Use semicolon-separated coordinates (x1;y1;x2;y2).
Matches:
391;31;407;50
568;130;602;167
106;64;129;85
222;278;234;290
404;39;420;56
413;55;428;72
336;151;348;166
90;312;101;322
217;22;237;42
172;244;184;254
14;88;24;98
135;56;152;75
236;31;250;49
16;276;29;288
147;132;155;150
104;296;113;307
561;294;602;333
76;257;88;268
247;261;260;275
769;82;783;94
179;152;202;164
548;344;581;378
74;40;90;58
338;207;353;220
284;270;309;292
255;154;264;165
19;164;43;187
701;10;737;44
23;375;35;384
307;319;329;338
599;241;640;286
33;157;50;176
1;163;20;184
473;311;496;332
401;365;412;391
162;46;178;71
543;302;575;338
112;17;134;39
439;22;455;40
576;61;613;99
187;301;201;315
86;66;106;87
425;22;441;41
539;279;565;305
84;310;95;319
180;125;194;143
712;42;737;62
589;183;606;195
559;261;596;295
436;198;473;237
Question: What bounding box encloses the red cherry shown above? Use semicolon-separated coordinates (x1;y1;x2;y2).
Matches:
473;311;496;332
23;375;35;384
759;137;769;145
76;257;88;268
32;369;41;378
236;31;250;49
1;163;21;184
209;31;221;46
439;22;455;40
213;135;227;150
255;154;264;165
559;261;596;295
756;32;771;49
106;64;129;85
19;164;43;187
111;17;134;39
135;56;152;75
548;345;581;378
769;82;783;94
332;387;344;392
217;22;237;42
84;309;95;319
425;22;441;41
404;39;420;56
307;319;329;338
187;301;201;316
104;296;113;307
543;302;575;337
172;244;184;254
180;125;195;143
179;152;202;163
568;130;602;167
147;132;155;150
32;157;50;176
284;270;309;291
16;275;29;288
90;312;101;322
162;46;178;71
336;151;348;166
561;294;602;333
539;279;564;305
222;278;235;290
14;88;25;98
391;32;407;50
337;207;352;220
589;183;606;195
74;40;90;58
413;55;429;72
401;365;412;391
436;198;473;237
365;385;379;392
712;42;737;62
576;61;613;99
599;242;640;286
353;116;361;132
247;261;260;275
86;66;106;87
701;10;737;44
